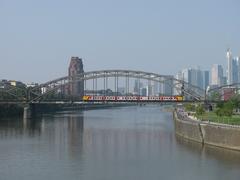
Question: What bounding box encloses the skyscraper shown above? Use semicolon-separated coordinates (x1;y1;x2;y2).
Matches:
133;80;143;95
226;48;234;85
211;64;223;86
158;76;173;96
232;57;239;84
68;57;84;97
237;57;240;83
188;68;203;88
226;48;240;85
203;70;210;90
177;68;209;90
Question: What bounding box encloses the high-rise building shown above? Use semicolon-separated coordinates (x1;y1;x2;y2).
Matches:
177;68;209;90
159;76;173;96
237;57;240;83
133;80;143;95
196;68;203;89
182;68;191;83
147;81;154;96
232;57;239;84
174;71;183;95
226;48;239;85
140;87;147;96
117;87;126;95
68;57;84;97
226;48;240;85
164;77;174;96
203;70;210;90
226;48;232;85
211;64;224;86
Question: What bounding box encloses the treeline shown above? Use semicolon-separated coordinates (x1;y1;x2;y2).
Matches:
0;104;23;117
184;94;240;118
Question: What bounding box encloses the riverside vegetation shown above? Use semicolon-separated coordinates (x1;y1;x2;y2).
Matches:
184;95;240;125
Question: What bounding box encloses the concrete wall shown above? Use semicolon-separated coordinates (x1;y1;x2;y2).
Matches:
201;124;240;151
174;112;240;151
174;114;203;144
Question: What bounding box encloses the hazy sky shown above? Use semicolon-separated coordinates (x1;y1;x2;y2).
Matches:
0;0;239;83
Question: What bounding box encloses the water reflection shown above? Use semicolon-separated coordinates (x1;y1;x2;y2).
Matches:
0;117;43;137
176;135;240;166
1;107;240;180
0;111;85;161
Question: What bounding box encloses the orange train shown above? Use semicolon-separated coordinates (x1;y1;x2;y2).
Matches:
83;95;183;101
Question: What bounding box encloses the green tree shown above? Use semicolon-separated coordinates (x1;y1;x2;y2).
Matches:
216;101;224;109
223;101;234;117
229;94;240;111
215;108;223;117
184;103;195;112
210;91;221;101
195;104;205;119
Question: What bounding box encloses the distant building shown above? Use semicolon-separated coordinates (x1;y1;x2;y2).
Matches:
211;64;224;86
133;80;143;95
174;71;184;95
203;70;210;90
140;87;147;96
0;80;10;88
178;68;209;90
159;76;173;96
226;49;239;85
222;87;236;101
68;57;84;97
9;80;26;87
232;57;239;84
117;87;125;95
147;81;155;96
26;83;38;88
227;48;233;85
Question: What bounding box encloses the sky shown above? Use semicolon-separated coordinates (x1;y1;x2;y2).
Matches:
0;0;239;83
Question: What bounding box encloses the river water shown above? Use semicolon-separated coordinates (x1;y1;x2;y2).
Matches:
0;105;240;180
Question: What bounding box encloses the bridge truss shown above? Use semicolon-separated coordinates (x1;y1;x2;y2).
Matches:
29;70;206;102
1;70;208;103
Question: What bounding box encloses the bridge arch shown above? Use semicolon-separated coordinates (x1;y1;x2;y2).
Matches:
29;70;205;102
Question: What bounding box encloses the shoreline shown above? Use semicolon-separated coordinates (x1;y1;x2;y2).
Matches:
174;110;240;151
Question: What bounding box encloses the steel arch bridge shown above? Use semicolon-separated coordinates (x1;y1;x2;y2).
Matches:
1;70;207;103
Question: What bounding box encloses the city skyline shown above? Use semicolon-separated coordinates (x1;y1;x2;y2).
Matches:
0;48;239;86
0;0;239;83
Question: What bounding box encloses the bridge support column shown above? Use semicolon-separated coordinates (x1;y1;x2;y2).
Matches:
23;106;32;119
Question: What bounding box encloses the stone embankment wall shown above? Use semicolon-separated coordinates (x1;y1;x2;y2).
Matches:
174;114;203;144
174;111;240;151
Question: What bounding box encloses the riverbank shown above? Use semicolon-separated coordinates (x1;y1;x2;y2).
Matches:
174;109;240;151
0;104;24;117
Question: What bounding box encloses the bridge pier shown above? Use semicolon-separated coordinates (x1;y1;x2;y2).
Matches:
23;106;32;119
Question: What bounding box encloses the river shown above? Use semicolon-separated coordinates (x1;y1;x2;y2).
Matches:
0;105;240;180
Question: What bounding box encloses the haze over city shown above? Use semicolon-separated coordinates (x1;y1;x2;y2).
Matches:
2;1;240;180
0;0;239;83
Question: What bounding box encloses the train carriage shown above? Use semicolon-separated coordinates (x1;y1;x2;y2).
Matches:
83;95;183;102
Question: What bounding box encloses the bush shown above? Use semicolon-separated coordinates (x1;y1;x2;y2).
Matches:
184;103;195;112
195;104;205;119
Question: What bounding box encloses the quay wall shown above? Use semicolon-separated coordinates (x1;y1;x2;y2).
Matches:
174;115;203;144
174;111;240;151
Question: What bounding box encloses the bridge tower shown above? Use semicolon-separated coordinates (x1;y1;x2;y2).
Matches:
68;57;84;98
